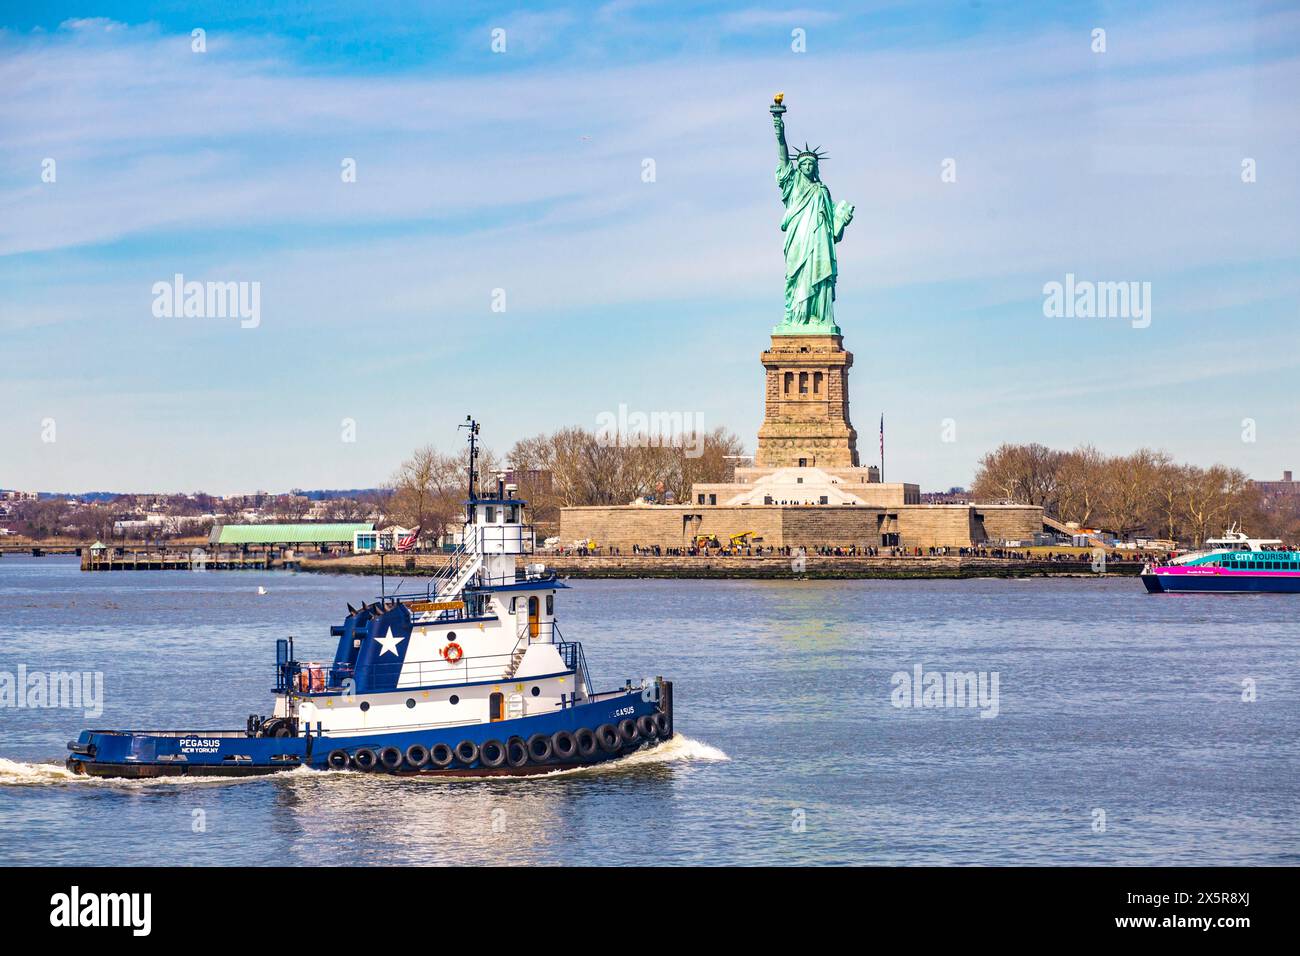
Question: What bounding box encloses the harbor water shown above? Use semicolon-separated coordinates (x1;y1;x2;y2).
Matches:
0;555;1295;865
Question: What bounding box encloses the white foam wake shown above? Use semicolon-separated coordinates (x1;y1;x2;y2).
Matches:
615;733;729;766
509;733;730;781
0;757;79;787
0;756;309;789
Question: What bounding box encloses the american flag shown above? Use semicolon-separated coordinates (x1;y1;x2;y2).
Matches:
396;527;420;553
879;414;884;458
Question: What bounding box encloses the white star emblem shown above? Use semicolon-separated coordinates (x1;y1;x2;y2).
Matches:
374;628;406;657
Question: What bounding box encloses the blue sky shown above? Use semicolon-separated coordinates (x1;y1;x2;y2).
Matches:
1;1;1297;494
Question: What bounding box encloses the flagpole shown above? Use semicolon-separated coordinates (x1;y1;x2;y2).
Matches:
879;413;885;483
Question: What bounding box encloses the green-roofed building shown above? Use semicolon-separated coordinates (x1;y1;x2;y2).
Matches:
209;523;374;552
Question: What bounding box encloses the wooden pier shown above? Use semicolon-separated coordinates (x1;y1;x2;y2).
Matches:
81;547;282;571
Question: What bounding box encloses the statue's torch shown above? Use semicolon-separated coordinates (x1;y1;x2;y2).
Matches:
770;92;786;117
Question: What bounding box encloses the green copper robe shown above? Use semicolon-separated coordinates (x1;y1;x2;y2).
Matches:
777;159;851;332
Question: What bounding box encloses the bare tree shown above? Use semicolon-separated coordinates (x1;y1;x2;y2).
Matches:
1182;464;1250;546
388;445;464;544
1102;449;1161;537
972;443;1063;509
1056;445;1106;526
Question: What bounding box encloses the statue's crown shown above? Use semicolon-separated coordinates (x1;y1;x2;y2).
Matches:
795;143;828;162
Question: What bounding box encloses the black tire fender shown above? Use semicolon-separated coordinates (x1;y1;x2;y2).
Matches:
506;736;529;768
574;727;598;757
454;739;479;766
551;730;577;761
405;743;429;769
527;732;553;762
353;748;378;771
326;749;349;770
479;739;507;768
636;715;657;739
617;718;640;745
595;724;621;753
379;746;403;770
429;742;454;768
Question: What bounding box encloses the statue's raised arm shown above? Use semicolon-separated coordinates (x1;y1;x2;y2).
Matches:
771;92;789;169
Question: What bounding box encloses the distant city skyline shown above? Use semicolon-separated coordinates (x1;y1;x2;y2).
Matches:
2;2;1297;496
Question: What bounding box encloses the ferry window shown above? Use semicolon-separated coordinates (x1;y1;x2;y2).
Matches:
447;631;456;641
359;701;370;712
406;699;416;709
546;595;554;614
449;695;459;705
486;506;497;523
531;686;541;697
509;597;517;613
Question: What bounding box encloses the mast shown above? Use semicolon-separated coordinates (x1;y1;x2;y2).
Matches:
460;415;480;523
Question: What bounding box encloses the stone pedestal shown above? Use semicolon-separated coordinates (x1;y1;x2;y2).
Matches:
755;333;859;468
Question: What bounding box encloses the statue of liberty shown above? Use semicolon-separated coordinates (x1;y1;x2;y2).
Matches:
770;94;855;334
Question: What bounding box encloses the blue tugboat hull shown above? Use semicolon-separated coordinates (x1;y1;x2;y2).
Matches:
66;685;672;779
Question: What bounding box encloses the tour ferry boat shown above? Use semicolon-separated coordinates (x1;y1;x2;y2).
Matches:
66;421;673;778
1141;528;1300;594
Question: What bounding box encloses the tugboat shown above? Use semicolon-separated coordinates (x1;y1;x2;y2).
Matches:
66;420;673;778
1141;527;1300;594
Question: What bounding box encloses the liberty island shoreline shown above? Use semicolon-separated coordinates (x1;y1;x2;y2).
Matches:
35;545;1144;579
292;552;1142;580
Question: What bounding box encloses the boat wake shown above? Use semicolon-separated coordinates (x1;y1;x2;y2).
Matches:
0;757;78;787
488;733;730;782
0;756;309;789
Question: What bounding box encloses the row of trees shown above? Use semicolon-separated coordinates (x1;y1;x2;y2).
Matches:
385;426;746;536
971;443;1298;545
3;492;390;542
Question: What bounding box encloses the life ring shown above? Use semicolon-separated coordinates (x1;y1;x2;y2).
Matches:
442;642;464;663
